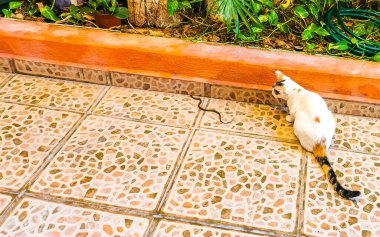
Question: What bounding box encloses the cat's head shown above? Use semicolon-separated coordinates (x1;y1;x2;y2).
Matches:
272;71;301;100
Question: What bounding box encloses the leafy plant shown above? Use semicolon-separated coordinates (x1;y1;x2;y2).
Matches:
2;1;21;18
60;5;95;24
89;0;129;19
167;0;202;16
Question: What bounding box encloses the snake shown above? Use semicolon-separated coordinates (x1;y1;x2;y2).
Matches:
190;95;233;124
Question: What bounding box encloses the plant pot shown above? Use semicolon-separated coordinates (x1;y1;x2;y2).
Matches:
94;14;121;29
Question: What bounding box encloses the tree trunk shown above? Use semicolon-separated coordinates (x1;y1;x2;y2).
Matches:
127;0;181;27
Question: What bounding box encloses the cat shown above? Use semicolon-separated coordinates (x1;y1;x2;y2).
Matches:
271;70;361;200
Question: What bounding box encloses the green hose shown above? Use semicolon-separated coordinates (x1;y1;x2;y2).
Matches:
325;4;380;56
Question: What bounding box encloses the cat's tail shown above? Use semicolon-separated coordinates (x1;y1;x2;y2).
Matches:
312;143;361;200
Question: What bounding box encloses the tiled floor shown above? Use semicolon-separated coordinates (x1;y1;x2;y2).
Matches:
0;73;379;237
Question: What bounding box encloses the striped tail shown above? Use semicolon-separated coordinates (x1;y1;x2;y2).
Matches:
312;143;360;200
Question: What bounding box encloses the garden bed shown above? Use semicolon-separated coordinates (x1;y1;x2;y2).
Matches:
1;18;379;104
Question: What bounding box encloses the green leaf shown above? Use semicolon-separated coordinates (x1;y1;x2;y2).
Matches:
302;29;314;40
258;14;268;23
80;6;96;14
252;3;261;15
40;6;60;21
315;27;330;36
167;0;178;16
2;9;11;18
309;4;319;19
353;23;366;36
89;0;103;10
260;0;273;8
373;52;380;62
351;38;359;47
113;7;129;19
269;10;278;26
276;23;289;33
9;1;21;10
251;27;263;33
328;41;349;51
178;1;191;9
294;6;309;19
305;43;316;50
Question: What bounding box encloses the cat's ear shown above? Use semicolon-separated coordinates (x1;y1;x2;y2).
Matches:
275;70;285;82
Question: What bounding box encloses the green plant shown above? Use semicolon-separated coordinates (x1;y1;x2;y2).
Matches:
167;0;202;16
2;1;21;18
60;5;95;24
89;0;129;19
24;0;39;17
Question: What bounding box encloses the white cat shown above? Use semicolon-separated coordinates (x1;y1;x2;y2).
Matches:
272;70;360;200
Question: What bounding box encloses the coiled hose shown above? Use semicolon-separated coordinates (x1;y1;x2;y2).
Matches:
325;5;380;56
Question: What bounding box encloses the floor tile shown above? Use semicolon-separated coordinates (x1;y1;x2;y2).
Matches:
0;75;103;112
14;59;83;80
326;99;380;119
333;114;380;154
0;194;12;213
0;198;149;236
111;72;205;96
211;85;284;106
0;102;80;191
303;150;379;237
163;130;302;233
153;220;263;237
31;115;188;211
200;99;295;140
0;58;12;72
0;72;10;84
94;87;200;127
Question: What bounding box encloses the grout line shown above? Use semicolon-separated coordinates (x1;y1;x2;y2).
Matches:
296;151;308;237
8;58;16;73
199;126;300;144
145;218;159;237
11;71;108;86
154;214;296;237
0;73;15;89
155;128;197;213
0;99;87;114
24;191;153;217
0;192;23;227
106;71;112;85
89;111;193;130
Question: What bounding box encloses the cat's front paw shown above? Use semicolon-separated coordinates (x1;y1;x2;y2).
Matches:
286;115;294;123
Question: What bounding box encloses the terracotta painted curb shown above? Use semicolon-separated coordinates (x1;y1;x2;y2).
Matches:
0;18;379;103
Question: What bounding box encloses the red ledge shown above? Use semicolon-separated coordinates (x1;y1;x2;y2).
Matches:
0;18;379;104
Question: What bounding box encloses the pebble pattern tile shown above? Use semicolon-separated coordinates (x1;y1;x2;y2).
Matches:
0;198;150;236
0;75;103;112
201;99;296;140
333;114;380;154
0;194;12;213
211;85;285;106
326;99;380;119
0;72;10;84
111;72;205;96
94;87;200;127
303;150;380;237
163;130;302;232
153;220;263;237
14;59;108;84
0;102;80;190
31;115;188;211
0;58;12;72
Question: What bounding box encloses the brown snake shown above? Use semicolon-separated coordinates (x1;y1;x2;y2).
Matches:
190;95;233;124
